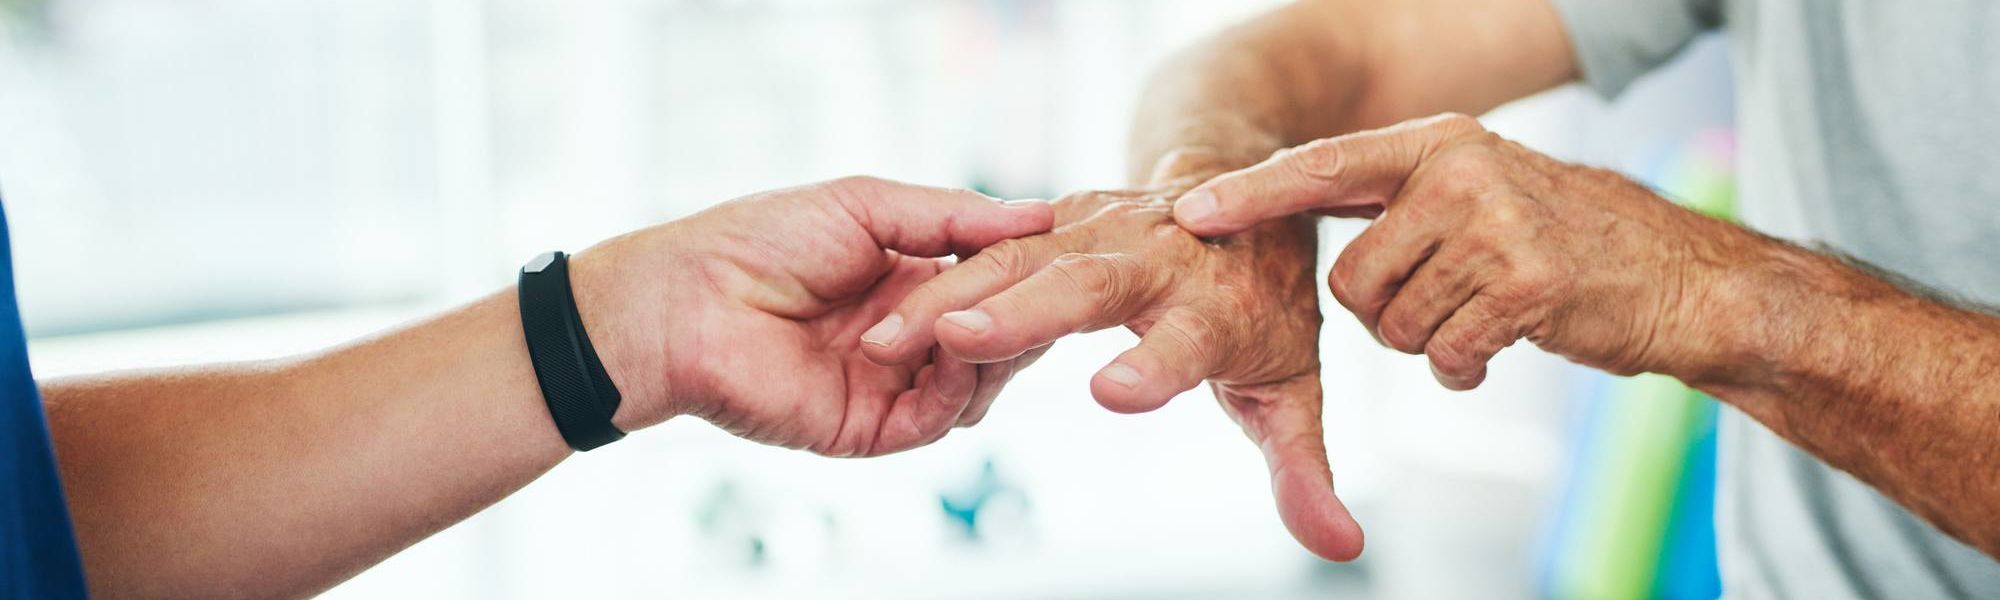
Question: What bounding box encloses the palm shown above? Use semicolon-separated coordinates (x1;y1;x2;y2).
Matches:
660;178;1048;457
699;255;958;456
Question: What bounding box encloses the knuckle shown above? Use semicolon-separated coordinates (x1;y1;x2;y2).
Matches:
1456;228;1497;256
1157;315;1220;364
1511;261;1555;291
1048;253;1122;300
1052;189;1106;205
1472;192;1530;231
976;238;1036;278
1481;281;1534;315
1425;327;1484;374
1288;138;1347;179
1431;112;1484;134
1093;197;1150;221
1351;285;1391;324
1147;220;1191;245
1327;260;1360;309
1427;150;1497;195
1494;252;1556;295
1376;311;1426;355
826;174;891;194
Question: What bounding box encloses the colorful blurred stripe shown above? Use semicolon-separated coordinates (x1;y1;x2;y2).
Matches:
1539;129;1734;600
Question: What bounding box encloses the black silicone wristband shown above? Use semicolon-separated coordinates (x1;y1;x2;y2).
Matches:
518;251;625;451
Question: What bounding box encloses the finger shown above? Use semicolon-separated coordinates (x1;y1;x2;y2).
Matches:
871;347;977;455
1221;378;1365;562
935;252;1154;363
1371;240;1490;354
1424;294;1524;391
1173;113;1483;236
835;255;947;346
1090;309;1222;414
860;237;1063;365
829;175;1055;257
1326;201;1460;332
811;258;940;457
957;343;1052;428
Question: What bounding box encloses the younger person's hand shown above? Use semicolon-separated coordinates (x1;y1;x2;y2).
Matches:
573;176;1054;456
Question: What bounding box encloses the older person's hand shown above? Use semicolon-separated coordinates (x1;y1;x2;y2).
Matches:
1173;114;1763;390
857;161;1365;562
576;176;1055;456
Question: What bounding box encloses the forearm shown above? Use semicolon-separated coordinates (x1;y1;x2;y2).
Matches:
1694;240;2000;555
1127;1;1358;184
1128;0;1577;184
42;292;575;598
29;177;1046;596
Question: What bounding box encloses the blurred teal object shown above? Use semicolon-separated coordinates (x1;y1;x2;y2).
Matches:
1655;397;1720;599
696;480;771;568
939;457;1029;541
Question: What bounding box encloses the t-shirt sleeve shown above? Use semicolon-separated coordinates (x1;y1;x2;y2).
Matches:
1552;0;1725;99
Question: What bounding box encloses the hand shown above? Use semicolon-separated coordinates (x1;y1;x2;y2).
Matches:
857;161;1365;562
1174;113;1766;390
572;176;1056;456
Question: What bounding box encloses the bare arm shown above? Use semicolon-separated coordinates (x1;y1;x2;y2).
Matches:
43;293;574;598
39;177;1053;598
1127;0;1577;184
1707;246;2000;555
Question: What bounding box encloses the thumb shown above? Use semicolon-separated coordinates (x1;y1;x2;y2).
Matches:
1173;113;1483;236
1220;377;1365;562
828;176;1054;258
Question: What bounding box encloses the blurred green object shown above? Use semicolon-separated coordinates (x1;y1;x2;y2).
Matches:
0;0;50;33
1546;375;1717;599
1541;129;1735;600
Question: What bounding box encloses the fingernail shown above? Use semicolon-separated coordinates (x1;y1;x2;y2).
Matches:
1176;190;1218;223
941;310;992;334
862;314;903;347
1002;198;1048;206
1101;363;1142;388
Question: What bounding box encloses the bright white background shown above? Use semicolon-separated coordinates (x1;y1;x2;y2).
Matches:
1;1;1731;597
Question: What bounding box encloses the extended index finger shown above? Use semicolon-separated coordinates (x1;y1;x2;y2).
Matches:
1172;113;1484;236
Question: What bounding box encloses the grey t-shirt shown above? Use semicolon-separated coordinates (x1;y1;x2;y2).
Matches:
1555;0;2000;598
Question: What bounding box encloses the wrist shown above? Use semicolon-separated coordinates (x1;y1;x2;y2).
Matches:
1147;147;1259;186
567;225;708;431
1672;233;1838;400
1144;148;1248;185
1130;113;1286;184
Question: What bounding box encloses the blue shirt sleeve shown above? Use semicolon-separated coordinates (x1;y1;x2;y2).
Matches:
0;193;90;598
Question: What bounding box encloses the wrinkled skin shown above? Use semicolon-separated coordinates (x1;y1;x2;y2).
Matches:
859;170;1365;562
576;176;1055;457
1174;113;1757;390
